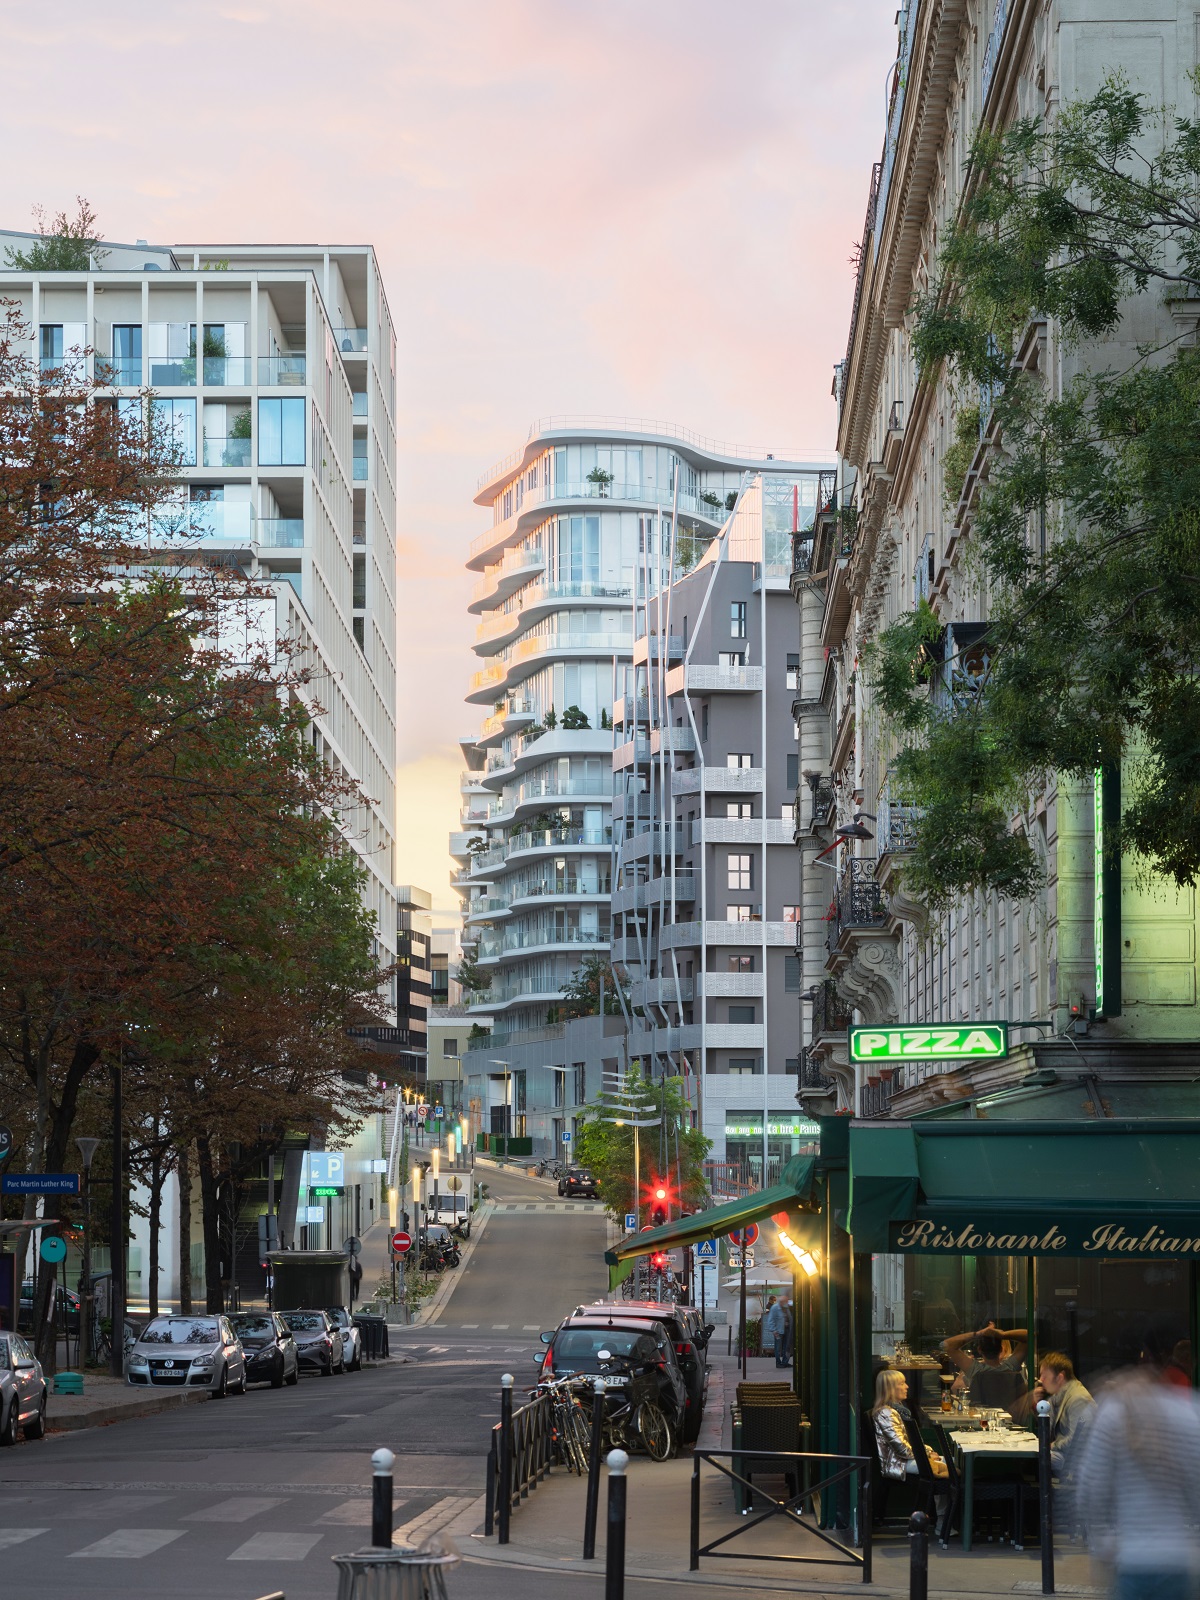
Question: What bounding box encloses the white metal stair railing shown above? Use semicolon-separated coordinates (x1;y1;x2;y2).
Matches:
386;1086;404;1190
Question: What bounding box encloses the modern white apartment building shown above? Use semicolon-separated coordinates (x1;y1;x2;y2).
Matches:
613;470;828;1185
0;231;399;989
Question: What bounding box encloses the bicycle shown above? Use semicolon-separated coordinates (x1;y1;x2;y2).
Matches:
590;1352;675;1462
534;1373;593;1475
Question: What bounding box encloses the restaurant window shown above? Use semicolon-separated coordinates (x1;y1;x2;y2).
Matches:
1035;1255;1191;1389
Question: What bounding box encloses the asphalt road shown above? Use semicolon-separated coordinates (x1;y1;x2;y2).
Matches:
0;1163;641;1600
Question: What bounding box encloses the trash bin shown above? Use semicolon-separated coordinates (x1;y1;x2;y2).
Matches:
354;1314;389;1359
332;1545;457;1600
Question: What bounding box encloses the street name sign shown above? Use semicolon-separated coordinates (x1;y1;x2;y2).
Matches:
695;1239;718;1260
848;1023;1008;1065
391;1230;413;1255
2;1173;80;1195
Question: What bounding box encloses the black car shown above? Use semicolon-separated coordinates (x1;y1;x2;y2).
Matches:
229;1312;299;1389
18;1280;80;1335
578;1301;714;1442
541;1315;688;1443
562;1168;600;1200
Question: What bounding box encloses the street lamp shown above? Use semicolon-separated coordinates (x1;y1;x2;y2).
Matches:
75;1137;100;1365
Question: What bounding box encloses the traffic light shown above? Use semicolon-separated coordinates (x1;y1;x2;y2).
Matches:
650;1252;668;1272
648;1178;673;1229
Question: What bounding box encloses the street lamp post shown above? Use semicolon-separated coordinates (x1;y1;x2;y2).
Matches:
75;1137;100;1366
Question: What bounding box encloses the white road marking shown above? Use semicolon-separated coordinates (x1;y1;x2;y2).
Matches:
228;1531;323;1561
522;1324;541;1330
70;1530;186;1559
317;1499;399;1526
184;1497;284;1523
491;1324;510;1329
0;1530;47;1551
460;1323;479;1328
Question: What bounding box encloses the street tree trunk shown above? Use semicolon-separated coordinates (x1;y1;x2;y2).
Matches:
147;1127;163;1318
177;1142;192;1315
195;1131;225;1313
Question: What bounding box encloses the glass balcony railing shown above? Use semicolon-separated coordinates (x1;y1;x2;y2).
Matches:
95;356;142;387
39;354;87;381
334;328;368;353
258;355;307;386
151;502;255;544
353;457;368;481
202;436;252;468
148;357;197;387
203;356;252;385
352;391;368;416
259;518;305;548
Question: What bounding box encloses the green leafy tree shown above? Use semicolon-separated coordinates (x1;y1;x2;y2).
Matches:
5;198;107;270
559;954;623;1018
456;947;491;995
574;1070;710;1221
871;76;1200;905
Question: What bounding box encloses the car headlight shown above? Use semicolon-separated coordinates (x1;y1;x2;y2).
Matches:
190;1353;216;1368
128;1355;149;1370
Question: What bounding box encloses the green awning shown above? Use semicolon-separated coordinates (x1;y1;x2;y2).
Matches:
604;1153;818;1265
847;1118;1200;1257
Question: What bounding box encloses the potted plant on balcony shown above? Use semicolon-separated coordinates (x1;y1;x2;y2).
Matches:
586;467;614;497
543;706;557;729
700;490;723;512
561;705;590;729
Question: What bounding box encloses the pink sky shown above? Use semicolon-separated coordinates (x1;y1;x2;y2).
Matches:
2;0;897;916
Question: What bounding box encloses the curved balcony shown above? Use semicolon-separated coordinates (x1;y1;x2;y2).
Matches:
466;631;633;703
486;776;612;827
469;544;546;613
477;922;610;965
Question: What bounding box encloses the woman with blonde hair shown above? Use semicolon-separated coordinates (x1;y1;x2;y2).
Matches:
872;1367;948;1482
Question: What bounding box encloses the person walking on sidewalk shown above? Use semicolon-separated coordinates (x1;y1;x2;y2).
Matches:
764;1296;786;1367
780;1296;794;1369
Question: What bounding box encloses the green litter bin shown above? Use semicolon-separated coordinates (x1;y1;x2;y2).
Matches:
54;1372;84;1396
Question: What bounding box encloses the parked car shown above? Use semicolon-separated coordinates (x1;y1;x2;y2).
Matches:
126;1314;247;1398
279;1309;344;1375
576;1301;714;1442
229;1312;299;1388
560;1167;600;1200
325;1307;362;1371
539;1314;688;1443
18;1280;80;1335
0;1333;47;1444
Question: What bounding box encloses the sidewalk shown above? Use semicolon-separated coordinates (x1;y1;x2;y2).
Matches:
463;1351;1102;1597
46;1372;210;1433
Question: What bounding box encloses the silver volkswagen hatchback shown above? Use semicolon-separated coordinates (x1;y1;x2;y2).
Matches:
126;1314;247;1398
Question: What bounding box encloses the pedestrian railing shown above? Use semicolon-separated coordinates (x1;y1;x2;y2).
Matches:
689;1448;873;1582
483;1375;556;1542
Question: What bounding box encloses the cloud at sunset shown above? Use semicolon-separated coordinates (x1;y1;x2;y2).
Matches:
0;0;898;899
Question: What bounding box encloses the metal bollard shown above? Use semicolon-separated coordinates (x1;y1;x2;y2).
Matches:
582;1377;606;1560
1036;1398;1055;1595
371;1447;395;1549
498;1373;514;1547
907;1510;929;1600
605;1449;629;1600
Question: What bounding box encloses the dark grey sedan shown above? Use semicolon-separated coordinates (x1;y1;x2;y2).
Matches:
279;1309;344;1375
229;1312;300;1388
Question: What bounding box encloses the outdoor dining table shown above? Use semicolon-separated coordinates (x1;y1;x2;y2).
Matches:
947;1427;1039;1552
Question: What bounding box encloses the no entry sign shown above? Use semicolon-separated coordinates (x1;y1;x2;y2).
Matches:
390;1230;413;1255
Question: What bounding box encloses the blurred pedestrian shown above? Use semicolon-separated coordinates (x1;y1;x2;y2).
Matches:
1076;1365;1200;1600
763;1295;785;1367
780;1295;793;1369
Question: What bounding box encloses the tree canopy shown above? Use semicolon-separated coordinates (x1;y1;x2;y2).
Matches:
574;1069;710;1221
871;77;1200;906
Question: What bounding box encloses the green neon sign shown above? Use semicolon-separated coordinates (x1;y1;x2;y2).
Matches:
848;1024;1008;1064
1094;768;1105;1015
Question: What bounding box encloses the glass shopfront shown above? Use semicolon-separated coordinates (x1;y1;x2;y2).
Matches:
725;1113;820;1188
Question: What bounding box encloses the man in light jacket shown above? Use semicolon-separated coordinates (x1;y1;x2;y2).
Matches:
763;1296;786;1368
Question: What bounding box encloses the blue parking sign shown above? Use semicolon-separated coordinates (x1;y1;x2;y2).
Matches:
561;1130;572;1143
624;1213;637;1232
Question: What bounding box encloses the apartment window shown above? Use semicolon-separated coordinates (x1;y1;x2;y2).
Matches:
784;955;801;992
729;1005;756;1025
258;396;306;465
151;397;196;466
552;1071;565;1109
782;905;801;923
701;704;709;743
728;753;752;769
574;1063;586;1106
719;651;746;667
787;754;800;789
352;616;365;650
786;652;800;690
727;904;753;922
727;853;752;890
443;1038;458;1057
730;601;747;639
353;553;367;609
726;802;754;819
728;1058;758;1077
729;954;755;972
110;324;142;386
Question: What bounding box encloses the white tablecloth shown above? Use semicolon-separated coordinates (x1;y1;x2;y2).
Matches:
949;1430;1038;1455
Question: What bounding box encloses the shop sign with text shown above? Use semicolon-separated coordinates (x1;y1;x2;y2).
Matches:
849;1023;1008;1064
890;1214;1200;1259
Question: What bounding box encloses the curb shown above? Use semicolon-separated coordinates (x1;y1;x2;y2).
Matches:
48;1388;211;1433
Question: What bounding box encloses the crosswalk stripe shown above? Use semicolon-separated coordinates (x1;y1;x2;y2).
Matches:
70;1530;186;1559
184;1497;284;1523
0;1530;48;1551
228;1531;323;1561
394;1495;477;1546
317;1498;401;1526
491;1324;510;1329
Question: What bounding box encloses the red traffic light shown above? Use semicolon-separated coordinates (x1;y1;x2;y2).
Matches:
655;1186;667;1200
650;1252;668;1270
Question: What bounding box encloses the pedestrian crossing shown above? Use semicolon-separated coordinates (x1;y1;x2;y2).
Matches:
0;1490;486;1564
494;1201;602;1212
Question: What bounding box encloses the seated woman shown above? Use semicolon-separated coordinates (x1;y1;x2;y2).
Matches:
872;1367;949;1483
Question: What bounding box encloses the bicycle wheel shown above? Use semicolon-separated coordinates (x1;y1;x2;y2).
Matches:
634;1400;672;1462
566;1402;592;1472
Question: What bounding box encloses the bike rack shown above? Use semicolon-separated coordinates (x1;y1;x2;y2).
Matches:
689;1448;873;1582
484;1386;556;1540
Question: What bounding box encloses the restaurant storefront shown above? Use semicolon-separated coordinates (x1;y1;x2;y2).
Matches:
608;1076;1200;1517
